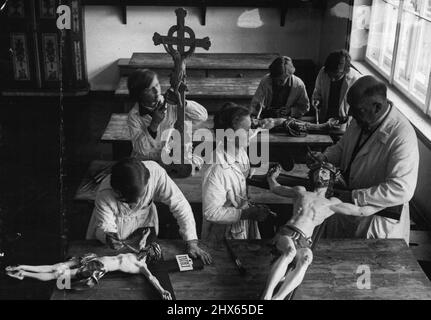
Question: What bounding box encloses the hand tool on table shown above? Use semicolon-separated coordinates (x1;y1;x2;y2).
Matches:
224;237;247;276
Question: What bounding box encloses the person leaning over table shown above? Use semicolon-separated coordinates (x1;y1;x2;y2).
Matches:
86;157;212;264
308;76;419;244
250;56;310;120
127;69;208;161
201;103;272;245
311;49;362;129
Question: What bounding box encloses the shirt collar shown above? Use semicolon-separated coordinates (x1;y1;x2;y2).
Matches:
365;103;391;133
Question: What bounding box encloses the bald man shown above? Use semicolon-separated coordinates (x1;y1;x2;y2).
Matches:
250;56;310;119
309;76;419;243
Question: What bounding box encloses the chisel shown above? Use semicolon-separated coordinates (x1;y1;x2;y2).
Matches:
224;238;247;276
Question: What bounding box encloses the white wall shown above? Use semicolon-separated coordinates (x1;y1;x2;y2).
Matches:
318;0;351;65
84;6;323;91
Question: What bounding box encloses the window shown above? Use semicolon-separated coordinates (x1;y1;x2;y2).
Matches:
366;0;431;116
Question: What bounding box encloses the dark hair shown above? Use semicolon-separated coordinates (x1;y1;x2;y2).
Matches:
213;102;251;131
324;49;351;74
269;56;294;78
110;157;150;203
347;75;387;105
127;69;157;103
363;81;387;100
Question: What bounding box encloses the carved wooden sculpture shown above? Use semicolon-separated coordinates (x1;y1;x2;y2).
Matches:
262;162;379;300
152;8;211;173
5;229;172;300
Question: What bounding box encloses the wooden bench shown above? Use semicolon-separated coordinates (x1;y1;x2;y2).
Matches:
74;160;309;204
50;239;431;300
115;76;261;99
101;113;333;160
120;53;280;77
116;53;317;112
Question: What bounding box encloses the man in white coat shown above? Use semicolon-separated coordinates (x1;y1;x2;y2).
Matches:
86;158;212;264
310;75;419;243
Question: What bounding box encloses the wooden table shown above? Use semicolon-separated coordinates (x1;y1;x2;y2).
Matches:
51;239;431;300
116;53;317;112
101;113;333;160
122;53;279;76
294;239;431;300
74;160;308;204
121;53;316;88
101;113;214;142
115;76;261;99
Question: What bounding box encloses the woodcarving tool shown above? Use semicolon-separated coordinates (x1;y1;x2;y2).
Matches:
313;100;320;124
235;194;278;218
224;237;247;276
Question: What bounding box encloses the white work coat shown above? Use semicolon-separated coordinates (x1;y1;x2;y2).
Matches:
127;100;208;160
86;161;198;243
250;74;310;118
201;145;261;244
312;67;362;121
324;105;419;243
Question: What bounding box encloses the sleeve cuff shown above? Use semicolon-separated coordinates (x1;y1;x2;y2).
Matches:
183;231;198;242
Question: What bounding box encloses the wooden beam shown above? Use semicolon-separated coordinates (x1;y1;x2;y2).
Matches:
280;4;288;27
200;0;206;26
121;2;127;24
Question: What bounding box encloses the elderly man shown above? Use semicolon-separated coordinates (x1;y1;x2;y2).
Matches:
86;158;212;264
310;75;419;243
250;56;310;119
312;50;361;125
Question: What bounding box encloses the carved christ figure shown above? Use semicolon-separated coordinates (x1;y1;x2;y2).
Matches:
262;162;383;300
5;229;172;300
162;41;195;100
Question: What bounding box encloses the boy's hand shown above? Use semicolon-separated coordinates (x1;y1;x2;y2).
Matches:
187;240;212;265
151;100;167;125
327;118;340;129
105;232;124;250
242;205;271;222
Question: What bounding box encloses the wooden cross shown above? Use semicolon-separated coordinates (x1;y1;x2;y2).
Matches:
153;8;211;169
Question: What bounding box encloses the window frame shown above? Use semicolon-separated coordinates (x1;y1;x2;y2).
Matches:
364;0;431;116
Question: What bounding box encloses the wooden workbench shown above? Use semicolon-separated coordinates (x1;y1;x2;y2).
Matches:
74;160;308;204
118;53;316;95
50;239;431;300
102;114;332;145
115;76;261;99
101;113;334;160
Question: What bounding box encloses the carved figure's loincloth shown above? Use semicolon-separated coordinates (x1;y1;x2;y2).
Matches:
277;224;312;249
69;253;107;290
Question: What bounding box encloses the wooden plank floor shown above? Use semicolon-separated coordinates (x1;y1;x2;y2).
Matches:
51;239;431;300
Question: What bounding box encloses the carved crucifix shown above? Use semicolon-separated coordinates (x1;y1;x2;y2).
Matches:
153;8;211;167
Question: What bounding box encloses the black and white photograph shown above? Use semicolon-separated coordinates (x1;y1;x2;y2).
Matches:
0;0;431;304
